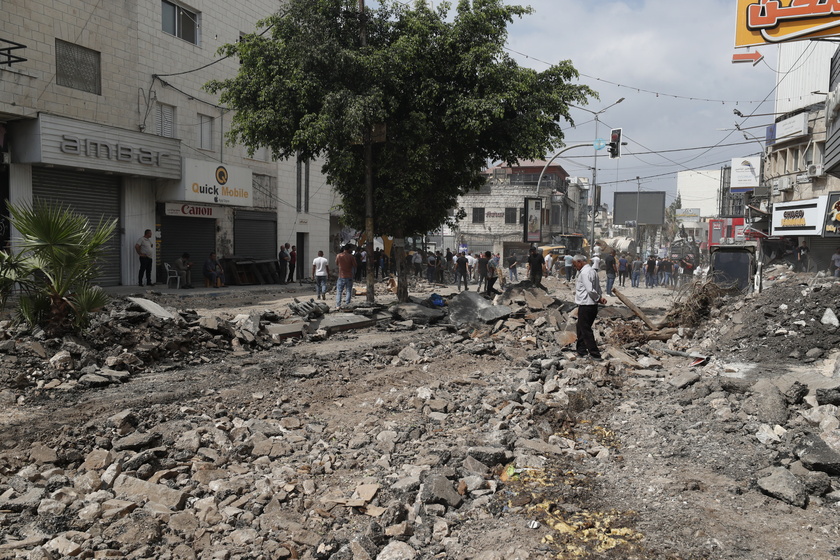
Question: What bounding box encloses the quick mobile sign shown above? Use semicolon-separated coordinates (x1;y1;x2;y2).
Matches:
736;0;840;47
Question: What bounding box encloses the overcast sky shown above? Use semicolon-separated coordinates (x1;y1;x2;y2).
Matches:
492;0;780;208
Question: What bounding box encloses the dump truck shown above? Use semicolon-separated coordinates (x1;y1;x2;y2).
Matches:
708;242;761;294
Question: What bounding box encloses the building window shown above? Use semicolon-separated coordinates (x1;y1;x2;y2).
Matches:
295;156;310;213
162;0;199;45
504;207;517;224
55;40;101;95
472;207;485;224
198;114;213;150
157;104;176;138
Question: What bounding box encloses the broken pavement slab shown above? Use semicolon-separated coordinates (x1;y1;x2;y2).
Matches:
309;313;377;334
448;291;512;327
390;302;446;324
126;297;176;320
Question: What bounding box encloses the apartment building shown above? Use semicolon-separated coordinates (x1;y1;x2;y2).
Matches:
0;0;335;285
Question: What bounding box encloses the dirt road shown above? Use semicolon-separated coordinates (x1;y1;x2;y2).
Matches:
1;274;840;559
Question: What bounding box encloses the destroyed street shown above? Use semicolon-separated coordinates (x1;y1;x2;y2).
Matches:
1;271;840;560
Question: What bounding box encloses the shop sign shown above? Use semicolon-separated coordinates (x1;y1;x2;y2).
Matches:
823;192;840;237
771;196;828;236
735;0;840;48
164;202;216;218
9;114;181;179
485;211;505;219
766;113;808;146
675;208;701;221
180;158;253;207
731;157;761;192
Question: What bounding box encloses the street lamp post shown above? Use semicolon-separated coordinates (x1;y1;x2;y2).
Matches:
575;98;624;254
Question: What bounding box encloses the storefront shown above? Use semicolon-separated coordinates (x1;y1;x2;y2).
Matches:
8;113;181;286
158;157;279;274
771;195;839;270
160;203;218;272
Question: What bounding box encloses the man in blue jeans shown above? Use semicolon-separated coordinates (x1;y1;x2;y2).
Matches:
335;245;356;308
312;250;330;300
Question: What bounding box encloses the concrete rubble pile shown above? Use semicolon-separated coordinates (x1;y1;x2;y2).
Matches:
4;273;840;557
629;273;840;510
0;341;619;559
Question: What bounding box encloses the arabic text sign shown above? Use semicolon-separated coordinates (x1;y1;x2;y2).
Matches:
731;157;762;192
735;0;840;48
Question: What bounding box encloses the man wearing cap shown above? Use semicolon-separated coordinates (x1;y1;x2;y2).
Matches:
572;254;607;361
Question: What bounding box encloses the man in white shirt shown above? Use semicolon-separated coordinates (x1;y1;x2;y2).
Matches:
572;254;607;360
312;250;330;300
134;229;155;287
544;253;554;278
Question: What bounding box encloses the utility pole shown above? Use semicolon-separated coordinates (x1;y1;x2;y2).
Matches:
360;0;375;302
635;176;641;256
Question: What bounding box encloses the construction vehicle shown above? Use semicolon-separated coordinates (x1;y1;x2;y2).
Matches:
708;241;761;293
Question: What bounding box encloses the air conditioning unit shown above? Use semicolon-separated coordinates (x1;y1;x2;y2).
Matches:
778;176;793;191
807;164;824;178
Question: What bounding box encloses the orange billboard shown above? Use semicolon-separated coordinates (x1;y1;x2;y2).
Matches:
736;0;840;47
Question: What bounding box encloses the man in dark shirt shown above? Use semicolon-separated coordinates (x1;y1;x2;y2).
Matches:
476;253;489;292
507;254;519;282
603;250;617;295
526;247;546;289
454;252;469;291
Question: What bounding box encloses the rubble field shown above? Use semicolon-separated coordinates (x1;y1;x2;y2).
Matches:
1;271;840;559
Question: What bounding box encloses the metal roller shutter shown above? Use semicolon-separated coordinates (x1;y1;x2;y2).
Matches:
234;210;277;260
32;167;121;286
806;237;838;272
159;215;216;272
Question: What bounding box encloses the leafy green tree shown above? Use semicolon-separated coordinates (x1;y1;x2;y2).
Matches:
207;0;595;300
8;201;115;336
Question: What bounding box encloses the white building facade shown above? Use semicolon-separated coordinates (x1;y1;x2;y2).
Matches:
0;0;334;285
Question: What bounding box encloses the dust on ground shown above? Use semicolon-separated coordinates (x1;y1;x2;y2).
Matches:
1;270;840;559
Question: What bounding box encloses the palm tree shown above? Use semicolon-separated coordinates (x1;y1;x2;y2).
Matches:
8;200;116;336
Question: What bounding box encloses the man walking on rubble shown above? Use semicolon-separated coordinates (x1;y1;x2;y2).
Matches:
572;254;607;361
335;245;356;309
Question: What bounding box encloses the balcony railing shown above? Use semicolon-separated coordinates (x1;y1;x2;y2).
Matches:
0;39;27;67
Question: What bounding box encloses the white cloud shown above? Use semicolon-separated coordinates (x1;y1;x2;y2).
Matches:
505;0;779;203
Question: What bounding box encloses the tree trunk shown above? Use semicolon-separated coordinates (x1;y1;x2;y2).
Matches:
393;234;409;303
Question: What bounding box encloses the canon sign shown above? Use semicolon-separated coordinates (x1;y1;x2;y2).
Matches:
164;203;216;218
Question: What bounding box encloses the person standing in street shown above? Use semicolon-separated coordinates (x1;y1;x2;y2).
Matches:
796;241;810;272
454;252;469;291
312;250;330;300
287;245;297;283
278;244;290;285
526;247;546;288
335;245;356;309
603;250;617;295
617;253;628;287
631;255;643;288
832;247;840;277
135;229;155;287
572;254;607;361
564;252;574;282
485;251;501;296
507;253;519;282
